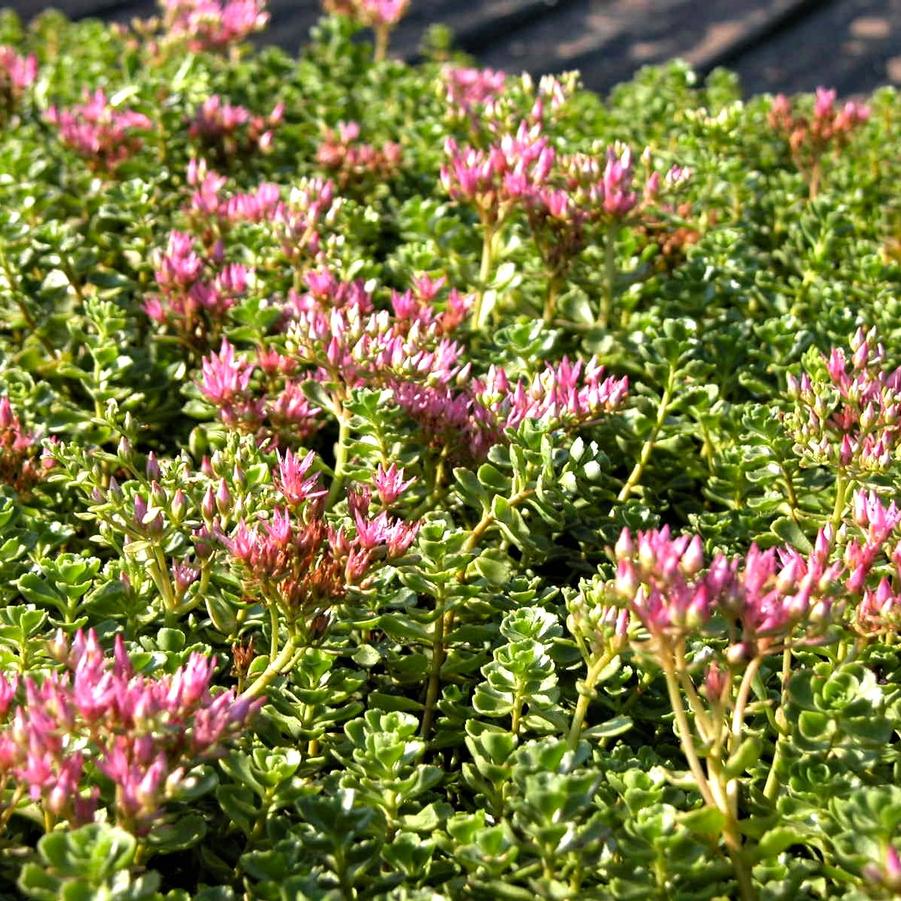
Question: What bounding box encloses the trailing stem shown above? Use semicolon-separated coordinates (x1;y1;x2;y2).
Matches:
618;365;676;503
462;488;535;555
543;272;562;323
421;590;447;739
420;488;535;736
763;646;793;801
325;406;351;510
661;656;756;901
238;617;299;702
830;468;849;532
373;24;390;63
598;224;619;327
471;224;496;331
566;649;615;751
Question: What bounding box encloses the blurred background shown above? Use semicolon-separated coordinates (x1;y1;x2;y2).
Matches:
7;0;901;96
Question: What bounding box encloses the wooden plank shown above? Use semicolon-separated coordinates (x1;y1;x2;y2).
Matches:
473;0;842;93
728;0;901;96
8;0;900;100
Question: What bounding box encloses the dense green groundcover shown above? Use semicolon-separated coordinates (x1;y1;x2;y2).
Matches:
0;2;900;898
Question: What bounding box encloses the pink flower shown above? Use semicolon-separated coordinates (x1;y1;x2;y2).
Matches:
316;121;402;188
0;629;260;830
162;0;269;51
785;329;901;474
276;449;326;507
373;462;414;506
45;89;152;171
199;339;256;410
613;526;839;649
0;46;37;101
444;66;507;115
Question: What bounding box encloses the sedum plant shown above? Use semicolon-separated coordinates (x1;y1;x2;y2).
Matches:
0;0;897;897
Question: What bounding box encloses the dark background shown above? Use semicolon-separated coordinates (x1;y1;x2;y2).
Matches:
8;0;901;96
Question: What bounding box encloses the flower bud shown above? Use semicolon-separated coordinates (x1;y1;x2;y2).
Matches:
215;479;231;515
117;436;133;462
614;529;633;560
681;535;704;575
145;452;161;481
614;560;637;599
170;489;188;523
201;486;216;523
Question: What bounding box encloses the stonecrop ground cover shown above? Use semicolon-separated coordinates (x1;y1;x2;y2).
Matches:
0;0;898;897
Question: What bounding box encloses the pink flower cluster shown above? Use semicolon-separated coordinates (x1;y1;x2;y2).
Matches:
322;0;409;27
189;95;284;156
186;160;339;264
769;86;870;193
199;269;625;462
187;158;281;223
443;66;507;119
316;121;402;190
220;459;417;616
0;46;37;106
785;329;901;473
161;0;269;51
443;125;687;270
440;121;551;231
199;339;320;441
144;230;252;349
45;89;152;171
0;630;260;832
613;526;840;655
390;275;473;336
473;357;629;434
395;355;628;465
0;396;51;495
843;489;901;637
283;270;469;393
770;87;870;153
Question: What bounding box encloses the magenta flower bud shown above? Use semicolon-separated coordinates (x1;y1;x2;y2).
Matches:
232;464;245;488
637;536;655;570
614;529;634;560
145;452;161;481
681;535;704;575
884;845;901;886
853;491;869;527
201;486;216;523
0;675;17;718
703;662;728;702
0;398;13;430
614;607;630;640
108;476;122;500
117;437;133;461
150;481;167;508
133;495;149;526
685;584;709;628
170;489;188;523
614;560;638;599
193;526;214;560
839;435;854;467
200;455;214;477
215;479;231;515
